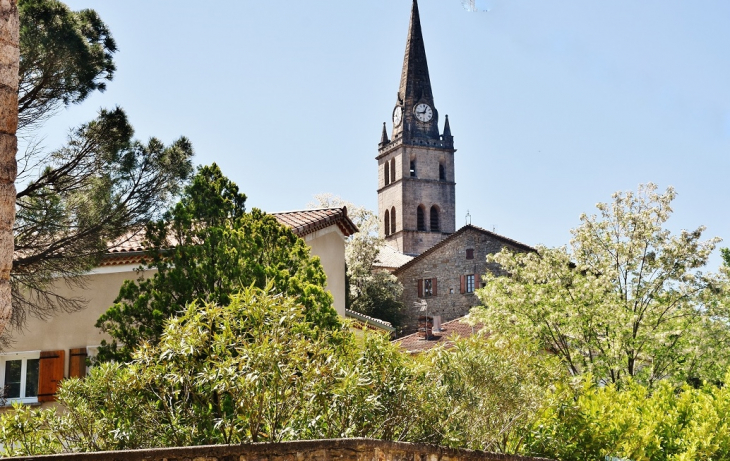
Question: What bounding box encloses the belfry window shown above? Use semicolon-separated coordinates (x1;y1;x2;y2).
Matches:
384;210;390;236
417;206;426;231
410;160;416;177
430;206;440;232
384;162;390;186
391;206;396;233
390;159;396;183
439;163;445;181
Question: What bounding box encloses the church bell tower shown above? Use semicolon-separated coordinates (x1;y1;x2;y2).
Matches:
377;0;456;256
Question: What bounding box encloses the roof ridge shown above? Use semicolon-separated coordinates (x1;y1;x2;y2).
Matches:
393;224;534;274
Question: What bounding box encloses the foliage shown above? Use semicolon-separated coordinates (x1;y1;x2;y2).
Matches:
474;183;730;386
19;0;116;130
310;194;405;329
0;288;415;451
12;0;194;331
418;334;564;453
13;108;193;326
523;376;730;461
95;166;339;362
0;286;561;455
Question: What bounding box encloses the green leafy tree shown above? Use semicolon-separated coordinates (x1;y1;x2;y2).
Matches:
0;287;418;452
95;165;339;362
10;0;194;329
18;0;116;130
523;376;730;461
418;334;564;453
474;183;730;386
310;194;405;329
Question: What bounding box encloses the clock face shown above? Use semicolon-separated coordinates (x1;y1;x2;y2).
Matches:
393;106;403;126
414;103;433;122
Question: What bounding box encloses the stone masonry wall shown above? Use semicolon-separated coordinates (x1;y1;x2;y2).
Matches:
395;227;527;334
9;438;553;461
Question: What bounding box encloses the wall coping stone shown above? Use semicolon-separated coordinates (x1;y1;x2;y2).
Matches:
7;438;555;461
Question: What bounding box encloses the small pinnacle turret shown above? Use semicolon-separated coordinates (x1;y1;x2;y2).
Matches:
380;122;390;146
442;114;453;146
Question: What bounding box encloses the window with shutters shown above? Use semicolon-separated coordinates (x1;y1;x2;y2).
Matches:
418;278;437;298
0;352;40;403
466;248;474;259
466;274;475;293
390;158;396;183
417;206;426;231
391;206;396;233
384;162;390;186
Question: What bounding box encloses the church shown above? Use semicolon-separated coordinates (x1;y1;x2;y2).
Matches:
376;0;534;334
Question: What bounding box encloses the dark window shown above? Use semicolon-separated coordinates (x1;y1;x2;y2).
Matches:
391;206;396;233
384;210;390;236
430;206;440;232
466;248;474;259
417;206;426;231
466;274;475;293
390;159;396;183
424;279;433;297
439;164;445;181
384;162;390;186
410;160;416;177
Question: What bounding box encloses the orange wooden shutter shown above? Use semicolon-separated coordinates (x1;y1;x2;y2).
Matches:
460;275;466;294
69;348;88;379
418;279;423;298
38;350;65;402
432;278;437;297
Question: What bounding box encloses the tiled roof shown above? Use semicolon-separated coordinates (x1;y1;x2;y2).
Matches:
393;224;535;274
374;244;414;270
272;207;358;238
394;315;484;353
99;207;358;267
345;309;395;333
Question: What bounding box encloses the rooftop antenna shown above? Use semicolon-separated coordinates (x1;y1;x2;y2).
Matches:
465;210;471;225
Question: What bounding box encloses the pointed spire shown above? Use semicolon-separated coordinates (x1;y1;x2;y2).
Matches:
399;0;433;105
380;122;390;146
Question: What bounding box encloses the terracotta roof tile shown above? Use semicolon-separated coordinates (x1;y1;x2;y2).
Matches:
272;207;358;238
394;315;484;353
374;245;414;270
99;207;358;267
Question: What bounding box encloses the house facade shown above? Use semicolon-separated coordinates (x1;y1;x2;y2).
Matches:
392;225;532;333
0;207;357;406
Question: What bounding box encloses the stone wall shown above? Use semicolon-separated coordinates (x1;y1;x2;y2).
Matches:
395;226;531;334
8;438;553;461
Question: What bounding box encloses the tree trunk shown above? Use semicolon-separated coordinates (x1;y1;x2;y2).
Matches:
0;0;18;336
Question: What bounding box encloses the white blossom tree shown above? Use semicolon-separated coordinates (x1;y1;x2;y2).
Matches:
309;194;404;329
473;183;730;386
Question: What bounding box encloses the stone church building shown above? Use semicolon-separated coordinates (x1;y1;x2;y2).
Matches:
376;0;534;334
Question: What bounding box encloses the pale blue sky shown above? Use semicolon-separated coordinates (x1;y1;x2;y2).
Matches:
40;0;730;268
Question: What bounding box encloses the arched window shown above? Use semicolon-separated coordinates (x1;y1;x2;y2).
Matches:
430;206;440;232
417;206;426;231
439;163;445;181
384;162;390;186
410;160;416;177
390;158;396;183
391;206;396;233
384;210;390;236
